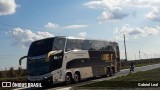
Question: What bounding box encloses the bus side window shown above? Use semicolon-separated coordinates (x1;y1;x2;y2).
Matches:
66;39;75;51
66;39;84;51
53;38;65;51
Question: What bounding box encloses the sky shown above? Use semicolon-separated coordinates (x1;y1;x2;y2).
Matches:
0;0;160;70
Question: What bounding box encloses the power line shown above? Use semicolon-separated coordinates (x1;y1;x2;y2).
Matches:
0;28;11;31
0;22;63;35
118;41;141;45
0;55;23;56
0;22;20;28
0;55;24;56
0;22;42;31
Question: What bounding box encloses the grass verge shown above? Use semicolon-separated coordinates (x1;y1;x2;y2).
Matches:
79;67;160;89
0;76;27;82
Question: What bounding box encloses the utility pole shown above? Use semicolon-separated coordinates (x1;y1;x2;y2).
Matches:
139;50;141;60
123;34;127;61
144;53;146;59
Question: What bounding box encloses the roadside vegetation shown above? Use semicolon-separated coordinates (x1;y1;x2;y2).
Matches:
0;67;26;82
79;67;160;89
121;58;160;69
121;63;159;69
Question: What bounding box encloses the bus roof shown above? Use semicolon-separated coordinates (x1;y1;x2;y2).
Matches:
34;36;118;44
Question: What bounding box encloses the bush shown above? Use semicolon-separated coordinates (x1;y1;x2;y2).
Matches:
7;67;16;77
0;71;7;78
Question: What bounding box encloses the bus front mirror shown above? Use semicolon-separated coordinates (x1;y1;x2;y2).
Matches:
19;56;27;66
46;51;55;62
46;50;62;62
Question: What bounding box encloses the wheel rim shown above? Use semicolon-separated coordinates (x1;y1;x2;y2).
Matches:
74;74;79;82
66;75;71;84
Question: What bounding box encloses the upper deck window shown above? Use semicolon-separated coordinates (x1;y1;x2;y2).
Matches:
28;38;54;56
53;37;66;51
65;39;84;51
28;37;66;56
65;39;113;51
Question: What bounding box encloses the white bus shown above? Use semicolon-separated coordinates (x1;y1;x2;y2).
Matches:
19;36;120;85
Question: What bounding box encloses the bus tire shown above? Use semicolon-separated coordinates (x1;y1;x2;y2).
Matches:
65;73;72;85
107;67;112;77
74;72;80;83
112;67;115;75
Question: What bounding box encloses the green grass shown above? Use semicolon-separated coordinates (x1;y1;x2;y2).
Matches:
111;68;160;81
79;67;160;89
0;76;27;82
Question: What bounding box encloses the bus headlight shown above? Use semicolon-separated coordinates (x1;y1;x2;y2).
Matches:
44;77;47;79
54;56;58;59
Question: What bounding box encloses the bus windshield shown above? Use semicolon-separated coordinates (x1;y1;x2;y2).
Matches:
28;38;54;56
27;58;50;76
27;37;66;76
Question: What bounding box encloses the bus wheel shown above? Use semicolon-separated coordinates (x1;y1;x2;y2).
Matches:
65;73;72;85
112;67;115;75
107;67;112;77
74;72;80;83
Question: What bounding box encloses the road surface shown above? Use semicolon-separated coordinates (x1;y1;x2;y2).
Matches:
14;63;160;90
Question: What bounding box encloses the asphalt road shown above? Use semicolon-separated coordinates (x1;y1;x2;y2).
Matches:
15;63;160;90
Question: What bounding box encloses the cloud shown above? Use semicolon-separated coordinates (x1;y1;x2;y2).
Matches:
0;0;17;16
77;32;87;38
84;0;160;9
44;22;88;30
143;26;160;36
146;7;160;22
111;24;160;41
83;1;102;9
126;0;160;8
7;28;54;48
44;22;59;29
84;0;129;22
84;0;160;22
84;0;125;10
65;25;88;29
97;10;129;22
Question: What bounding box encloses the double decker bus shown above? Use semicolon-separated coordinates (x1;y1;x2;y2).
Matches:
19;36;120;85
